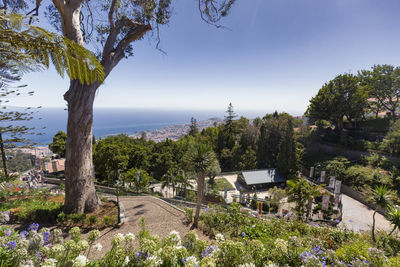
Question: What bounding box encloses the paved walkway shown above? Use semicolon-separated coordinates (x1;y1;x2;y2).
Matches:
86;196;207;259
339;194;393;233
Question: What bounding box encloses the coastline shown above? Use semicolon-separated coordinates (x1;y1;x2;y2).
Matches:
129;117;222;142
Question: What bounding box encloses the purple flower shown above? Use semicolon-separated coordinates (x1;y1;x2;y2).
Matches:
201;245;217;258
4;228;13;236
5;241;16;250
20;231;28;239
241;232;246;238
42;232;51;243
28;223;39;231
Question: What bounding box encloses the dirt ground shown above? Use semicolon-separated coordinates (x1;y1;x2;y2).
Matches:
85;196;208;259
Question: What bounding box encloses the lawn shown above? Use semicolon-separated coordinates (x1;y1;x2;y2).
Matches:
207;177;235;191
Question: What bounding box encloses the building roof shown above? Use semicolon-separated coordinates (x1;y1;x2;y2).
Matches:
240;169;286;185
45;158;66;173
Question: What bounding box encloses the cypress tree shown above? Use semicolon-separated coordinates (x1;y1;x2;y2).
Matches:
277;119;297;178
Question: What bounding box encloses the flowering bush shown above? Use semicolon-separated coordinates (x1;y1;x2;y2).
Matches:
0;210;400;266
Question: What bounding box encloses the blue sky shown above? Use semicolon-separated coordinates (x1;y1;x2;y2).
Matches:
15;0;400;115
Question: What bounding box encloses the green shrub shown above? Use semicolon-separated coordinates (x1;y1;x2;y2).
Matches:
69;213;86;223
336;240;370;263
87;215;98;226
57;212;67;223
250;193;258;210
184;208;193;223
103;215;113;226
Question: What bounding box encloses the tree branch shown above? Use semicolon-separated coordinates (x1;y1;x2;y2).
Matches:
101;18;152;75
109;0;118;33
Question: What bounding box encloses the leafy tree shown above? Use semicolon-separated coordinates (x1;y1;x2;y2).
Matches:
206;159;221;185
360;64;400;118
122;168;151;191
10;0;236;214
127;143;154;171
381;120;400;155
93;141;130;183
306;74;367;132
256;113;293;168
0;12;103;180
49;131;67;158
188;117;199;136
238;147;257;170
369;185;395;242
325;157;350;180
184;143;218;227
277;119;297;178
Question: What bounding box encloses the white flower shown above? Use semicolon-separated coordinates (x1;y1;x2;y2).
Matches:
42;258;57;267
123;256;130;266
72;255;88;267
274;238;288;253
175;245;184;250
77;240;89;251
215;233;225;242
20;260;34;267
239;263;255;267
125;232;135;242
184;256;199;267
168;230;181;245
112;233;125;246
50;244;64;254
145;255;163;266
93;243;103;252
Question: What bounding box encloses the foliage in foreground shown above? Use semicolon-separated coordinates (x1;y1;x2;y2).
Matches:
1;215;400;267
197;203;400;266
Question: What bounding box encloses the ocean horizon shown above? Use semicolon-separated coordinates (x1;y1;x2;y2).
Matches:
13;107;304;144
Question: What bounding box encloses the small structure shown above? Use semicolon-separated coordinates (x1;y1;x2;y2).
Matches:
237;169;286;190
44;158;66;174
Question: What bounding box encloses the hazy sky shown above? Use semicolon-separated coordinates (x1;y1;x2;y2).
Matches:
14;0;400;115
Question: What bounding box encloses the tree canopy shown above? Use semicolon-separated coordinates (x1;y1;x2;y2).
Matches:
306;73;367;132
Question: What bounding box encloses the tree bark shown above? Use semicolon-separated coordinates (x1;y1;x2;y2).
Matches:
0;132;8;179
389;226;397;236
193;173;205;227
52;0;151;214
372;210;377;242
63;80;101;213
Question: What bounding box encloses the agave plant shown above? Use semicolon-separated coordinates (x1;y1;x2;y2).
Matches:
387;205;400;236
369;185;395;242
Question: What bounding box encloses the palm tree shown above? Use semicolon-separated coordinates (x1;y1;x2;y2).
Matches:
185;143;218;227
286;178;323;221
387;205;400;236
161;171;178;198
176;171;194;200
370;185;395;242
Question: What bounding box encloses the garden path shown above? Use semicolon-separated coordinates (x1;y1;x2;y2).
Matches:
339;194;393;233
85;196;208;259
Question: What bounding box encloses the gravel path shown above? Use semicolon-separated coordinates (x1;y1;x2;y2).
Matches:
339;194;393;233
86;196;207;259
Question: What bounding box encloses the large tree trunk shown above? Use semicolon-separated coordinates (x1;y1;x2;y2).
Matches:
193;174;205;227
0;132;8;179
372;209;377;242
63;80;101;213
52;0;151;214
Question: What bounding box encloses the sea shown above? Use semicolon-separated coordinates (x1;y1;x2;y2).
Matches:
12;107;300;145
